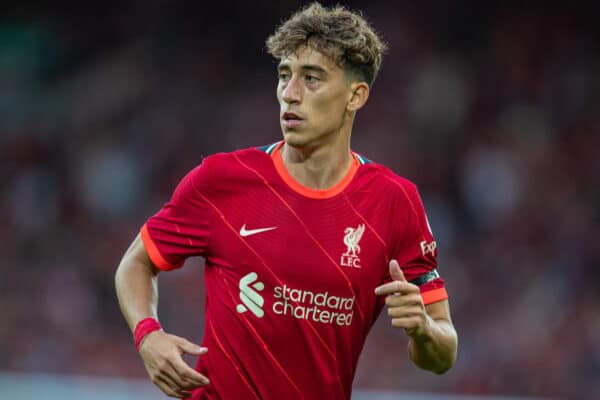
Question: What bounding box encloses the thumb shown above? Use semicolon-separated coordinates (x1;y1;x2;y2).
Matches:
178;338;207;356
389;259;407;282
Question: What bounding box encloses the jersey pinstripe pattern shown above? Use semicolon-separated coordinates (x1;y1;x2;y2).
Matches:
141;142;448;399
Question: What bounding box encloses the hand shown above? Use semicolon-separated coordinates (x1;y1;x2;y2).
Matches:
374;260;432;339
139;330;210;398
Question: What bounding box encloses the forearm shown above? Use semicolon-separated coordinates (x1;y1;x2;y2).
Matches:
408;317;457;374
115;234;160;332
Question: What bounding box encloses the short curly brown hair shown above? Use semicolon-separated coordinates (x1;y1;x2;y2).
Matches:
266;2;387;87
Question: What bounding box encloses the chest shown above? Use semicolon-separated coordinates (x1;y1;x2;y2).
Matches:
206;186;392;299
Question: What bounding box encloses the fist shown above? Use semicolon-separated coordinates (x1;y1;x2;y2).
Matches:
374;260;431;338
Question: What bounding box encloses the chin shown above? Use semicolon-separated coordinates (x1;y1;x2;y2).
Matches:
282;130;308;148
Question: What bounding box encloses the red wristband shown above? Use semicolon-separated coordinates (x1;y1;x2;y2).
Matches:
134;317;162;351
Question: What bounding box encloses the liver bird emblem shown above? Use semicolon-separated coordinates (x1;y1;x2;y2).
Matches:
343;224;365;257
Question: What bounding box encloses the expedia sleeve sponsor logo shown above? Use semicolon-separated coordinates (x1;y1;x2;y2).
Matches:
273;285;354;326
420;240;437;257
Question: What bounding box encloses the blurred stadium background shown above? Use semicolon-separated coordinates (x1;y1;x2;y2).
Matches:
1;0;598;399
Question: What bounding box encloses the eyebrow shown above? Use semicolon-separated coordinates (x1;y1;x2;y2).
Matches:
277;63;329;76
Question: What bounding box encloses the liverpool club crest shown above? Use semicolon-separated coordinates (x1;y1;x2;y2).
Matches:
340;224;365;268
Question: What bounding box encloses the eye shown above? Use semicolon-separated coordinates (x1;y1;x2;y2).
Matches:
305;75;319;83
278;72;290;81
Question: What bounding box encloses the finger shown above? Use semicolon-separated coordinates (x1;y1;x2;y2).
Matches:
154;375;187;399
163;362;204;390
385;294;423;310
159;358;206;390
387;305;423;319
153;361;188;391
389;260;407;282
178;338;208;356
391;316;421;330
154;367;185;392
375;280;418;296
170;356;210;386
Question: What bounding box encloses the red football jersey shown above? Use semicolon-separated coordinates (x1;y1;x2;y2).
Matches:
141;141;447;400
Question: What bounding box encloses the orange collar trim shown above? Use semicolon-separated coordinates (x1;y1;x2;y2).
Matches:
271;141;359;199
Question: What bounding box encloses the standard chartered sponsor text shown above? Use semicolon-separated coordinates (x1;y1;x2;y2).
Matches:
273;284;354;326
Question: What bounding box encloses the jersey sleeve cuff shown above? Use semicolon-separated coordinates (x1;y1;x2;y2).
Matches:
420;287;448;305
140;224;182;271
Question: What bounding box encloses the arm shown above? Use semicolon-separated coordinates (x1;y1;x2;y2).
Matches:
407;299;457;374
115;234;160;331
115;234;210;398
375;260;457;374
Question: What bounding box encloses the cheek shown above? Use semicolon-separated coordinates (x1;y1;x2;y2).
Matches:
315;91;346;118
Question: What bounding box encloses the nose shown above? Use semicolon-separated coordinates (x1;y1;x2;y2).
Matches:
281;76;302;104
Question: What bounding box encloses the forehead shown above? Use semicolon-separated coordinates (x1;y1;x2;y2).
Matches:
278;46;339;73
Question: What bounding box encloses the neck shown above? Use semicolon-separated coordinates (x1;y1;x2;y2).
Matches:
281;129;354;190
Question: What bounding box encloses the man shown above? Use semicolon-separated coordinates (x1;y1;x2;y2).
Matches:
115;3;457;399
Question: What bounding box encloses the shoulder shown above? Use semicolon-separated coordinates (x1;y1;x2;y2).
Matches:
176;145;273;197
187;145;270;180
354;156;427;224
200;145;268;169
354;154;419;198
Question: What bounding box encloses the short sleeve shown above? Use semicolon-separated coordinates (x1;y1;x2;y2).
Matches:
391;183;448;305
141;160;213;271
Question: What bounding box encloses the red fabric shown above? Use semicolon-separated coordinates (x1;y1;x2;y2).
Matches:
142;145;448;399
134;317;162;351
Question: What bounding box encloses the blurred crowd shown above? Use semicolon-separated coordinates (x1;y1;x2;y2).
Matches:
1;1;599;399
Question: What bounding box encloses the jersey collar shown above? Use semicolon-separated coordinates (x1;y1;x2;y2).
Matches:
270;141;359;199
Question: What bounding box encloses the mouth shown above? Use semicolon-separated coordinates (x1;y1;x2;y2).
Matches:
282;112;304;129
282;112;303;121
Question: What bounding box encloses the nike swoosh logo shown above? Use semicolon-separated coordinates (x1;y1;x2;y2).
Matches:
240;224;277;237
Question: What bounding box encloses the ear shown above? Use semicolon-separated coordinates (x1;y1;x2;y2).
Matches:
347;82;370;112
